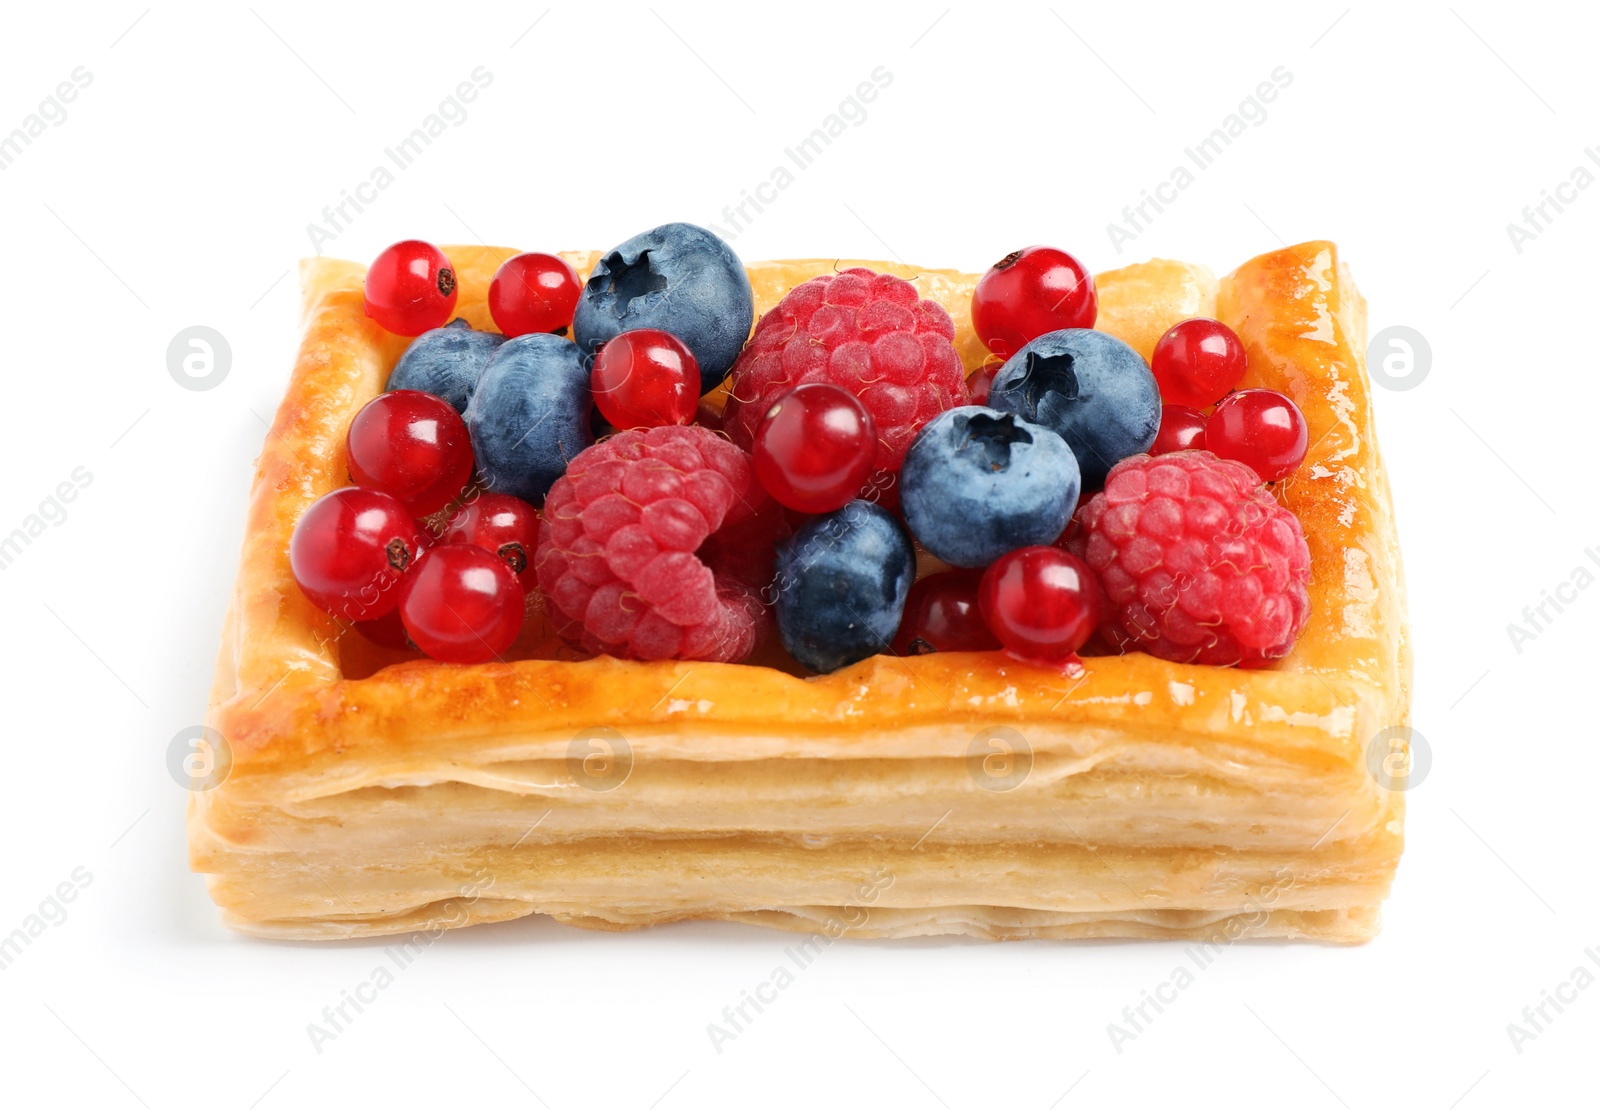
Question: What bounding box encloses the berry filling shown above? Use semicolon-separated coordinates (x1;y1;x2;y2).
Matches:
364;240;458;337
752;384;879;514
1151;318;1247;407
489;252;581;338
590;329;700;430
1069;452;1311;667
720;266;966;505
972;246;1097;359
346;390;474;517
534;426;785;662
298;230;1324;673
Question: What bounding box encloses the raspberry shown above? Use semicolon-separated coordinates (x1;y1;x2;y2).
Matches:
720;268;967;502
534;426;787;662
1070;451;1311;668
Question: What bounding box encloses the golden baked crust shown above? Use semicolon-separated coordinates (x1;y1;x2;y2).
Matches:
189;242;1409;943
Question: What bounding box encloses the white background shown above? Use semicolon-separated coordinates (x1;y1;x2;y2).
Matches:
0;2;1594;1115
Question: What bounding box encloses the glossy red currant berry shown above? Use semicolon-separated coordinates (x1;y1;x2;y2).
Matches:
1151;318;1247;406
364;240;458;336
445;492;540;593
971;246;1097;359
1206;388;1308;481
591;329;700;430
354;610;413;651
289;487;429;622
488;252;582;337
1150;404;1209;455
979;546;1102;667
892;570;1002;655
398;543;525;663
346;390;474;516
752;383;879;514
967;360;1003;406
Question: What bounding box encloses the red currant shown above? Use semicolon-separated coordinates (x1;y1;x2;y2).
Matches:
398;543;525;663
346;390;474;516
591;329;700;430
1206;389;1308;481
289;487;429;622
1150;318;1247;407
979;546;1102;667
355;610;413;651
364;240;457;336
892;570;1002;655
488;252;582;337
752;384;879;514
971;246;1097;359
1150;404;1209;455
445;492;540;593
967;360;1003;406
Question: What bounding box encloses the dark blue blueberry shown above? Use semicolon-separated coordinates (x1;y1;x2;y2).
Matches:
386;318;506;414
987;329;1160;490
572;222;753;394
899;406;1079;569
463;334;592;505
774;501;915;674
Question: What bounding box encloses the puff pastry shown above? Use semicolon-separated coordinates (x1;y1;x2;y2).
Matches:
189;241;1409;943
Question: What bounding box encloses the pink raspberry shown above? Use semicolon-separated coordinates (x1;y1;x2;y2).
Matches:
719;268;967;501
1070;451;1312;667
534;426;787;662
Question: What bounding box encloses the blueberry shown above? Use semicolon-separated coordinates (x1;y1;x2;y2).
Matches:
775;500;915;674
987;329;1160;490
572;222;753;394
463;334;592;505
386;318;506;414
899;406;1079;569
